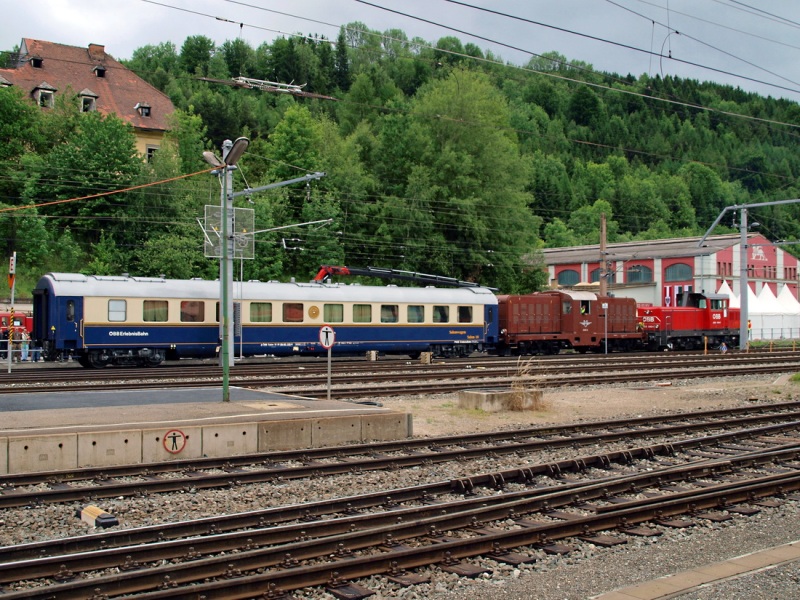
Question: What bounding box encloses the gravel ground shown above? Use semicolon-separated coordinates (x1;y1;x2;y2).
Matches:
2;373;799;599
366;373;800;599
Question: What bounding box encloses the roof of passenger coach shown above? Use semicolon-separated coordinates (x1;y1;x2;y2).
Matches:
37;273;498;305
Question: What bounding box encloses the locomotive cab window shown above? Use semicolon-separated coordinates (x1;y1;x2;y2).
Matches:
433;305;449;323
458;306;472;323
562;301;572;314
407;305;424;323
250;302;272;322
283;303;304;323
580;301;590;314
324;304;344;323
143;300;168;322
108;299;126;322
353;304;372;323
381;304;399;323
180;300;205;322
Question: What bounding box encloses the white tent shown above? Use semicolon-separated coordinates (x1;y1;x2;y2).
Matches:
777;285;800;314
757;285;782;313
743;285;800;340
730;285;758;311
716;281;735;300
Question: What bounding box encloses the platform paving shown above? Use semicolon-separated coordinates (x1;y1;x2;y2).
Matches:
0;387;411;474
593;540;800;599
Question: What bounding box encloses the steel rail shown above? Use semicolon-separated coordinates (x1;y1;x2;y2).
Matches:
0;409;799;509
3;445;799;598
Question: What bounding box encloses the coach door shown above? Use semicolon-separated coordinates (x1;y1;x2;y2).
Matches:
59;297;83;351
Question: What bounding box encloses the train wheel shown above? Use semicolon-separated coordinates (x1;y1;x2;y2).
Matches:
87;350;111;369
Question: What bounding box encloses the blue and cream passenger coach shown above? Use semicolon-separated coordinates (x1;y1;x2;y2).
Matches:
32;273;499;367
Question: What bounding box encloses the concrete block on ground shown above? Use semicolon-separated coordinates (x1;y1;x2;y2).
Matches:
201;423;258;458
141;426;202;463
311;415;362;448
259;419;312;451
78;430;143;468
459;389;543;412
8;433;78;474
361;412;411;442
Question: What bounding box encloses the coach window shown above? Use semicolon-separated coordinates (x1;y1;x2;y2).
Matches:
108;299;126;322
143;300;168;322
381;304;399;323
407;305;424;323
324;304;344;323
433;305;449;323
250;302;272;322
283;303;304;323
458;306;473;323
180;300;205;322
353;304;372;323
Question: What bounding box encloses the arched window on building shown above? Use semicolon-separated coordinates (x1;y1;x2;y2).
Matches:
557;269;580;286
665;263;692;282
590;268;602;283
627;265;653;283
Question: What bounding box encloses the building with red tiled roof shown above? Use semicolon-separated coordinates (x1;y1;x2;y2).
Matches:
0;38;174;158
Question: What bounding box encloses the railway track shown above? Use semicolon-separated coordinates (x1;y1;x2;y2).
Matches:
0;403;799;598
2;351;800;397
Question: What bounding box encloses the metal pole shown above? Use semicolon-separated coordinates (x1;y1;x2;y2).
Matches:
220;140;233;402
7;252;15;373
739;208;749;352
327;346;332;401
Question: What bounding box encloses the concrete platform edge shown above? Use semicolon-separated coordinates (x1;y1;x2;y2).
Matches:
0;411;413;474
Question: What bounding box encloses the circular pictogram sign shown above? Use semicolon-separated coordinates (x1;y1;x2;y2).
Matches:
319;325;336;349
163;429;187;454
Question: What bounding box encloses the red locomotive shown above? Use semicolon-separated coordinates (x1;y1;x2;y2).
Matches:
638;292;740;351
496;290;645;355
0;311;32;335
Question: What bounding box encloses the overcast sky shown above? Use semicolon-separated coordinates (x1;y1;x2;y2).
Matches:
3;0;800;100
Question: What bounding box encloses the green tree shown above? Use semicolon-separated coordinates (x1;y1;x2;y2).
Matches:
22;111;141;247
180;35;215;76
264;105;322;219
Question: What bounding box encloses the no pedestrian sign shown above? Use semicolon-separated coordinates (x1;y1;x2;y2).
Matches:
319;325;335;349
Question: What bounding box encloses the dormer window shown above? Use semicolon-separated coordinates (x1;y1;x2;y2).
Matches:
93;66;106;78
38;90;53;107
34;82;57;108
79;89;98;113
31;56;43;68
135;102;151;117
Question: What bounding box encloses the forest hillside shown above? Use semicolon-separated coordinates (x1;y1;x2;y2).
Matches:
2;21;799;295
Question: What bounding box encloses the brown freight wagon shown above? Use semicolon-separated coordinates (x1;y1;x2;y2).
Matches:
496;290;645;355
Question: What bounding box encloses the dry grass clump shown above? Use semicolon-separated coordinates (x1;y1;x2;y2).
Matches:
509;356;550;412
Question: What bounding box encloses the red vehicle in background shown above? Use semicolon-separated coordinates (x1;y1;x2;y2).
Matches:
0;311;33;358
0;311;33;335
496;290;645;355
638;292;740;351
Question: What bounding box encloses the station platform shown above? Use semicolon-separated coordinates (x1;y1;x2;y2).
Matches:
0;387;412;474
